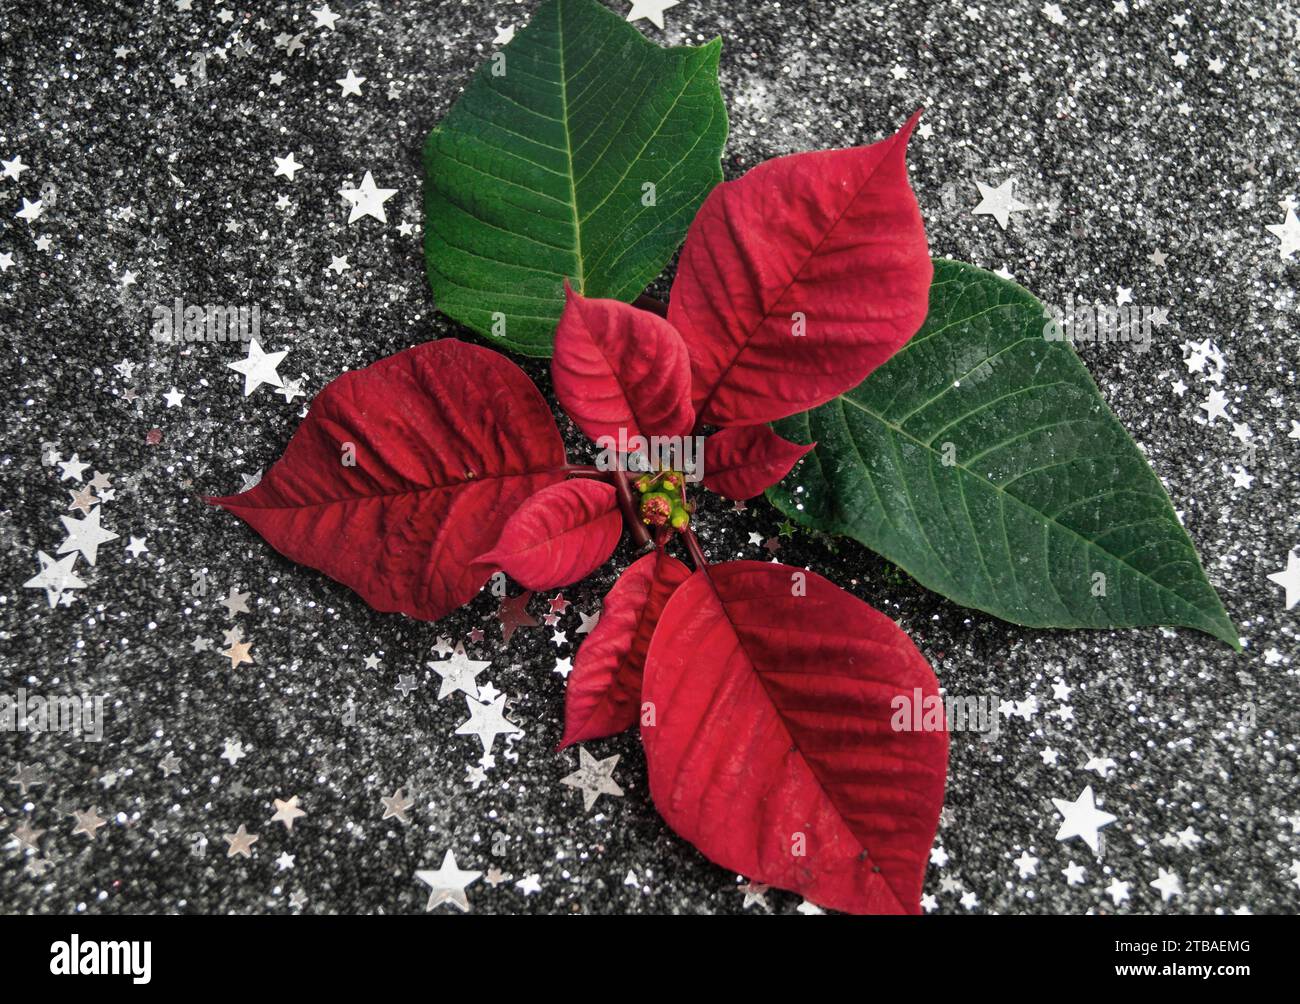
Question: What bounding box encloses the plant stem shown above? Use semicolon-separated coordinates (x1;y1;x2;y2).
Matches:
633;293;668;317
613;470;653;549
683;527;708;570
560;463;602;475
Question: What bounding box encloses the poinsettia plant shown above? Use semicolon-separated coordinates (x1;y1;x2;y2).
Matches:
212;0;1236;915
215;110;944;913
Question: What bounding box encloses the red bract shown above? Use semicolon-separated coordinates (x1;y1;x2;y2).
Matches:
560;549;691;748
641;562;948;914
668;113;932;427
209;339;566;620
475;479;623;591
552;282;695;443
700;423;814;501
217;115;943;913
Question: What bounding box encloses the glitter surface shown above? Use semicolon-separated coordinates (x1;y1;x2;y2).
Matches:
1;1;1297;914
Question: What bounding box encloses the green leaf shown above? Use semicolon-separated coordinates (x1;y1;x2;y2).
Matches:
768;260;1239;648
423;0;728;356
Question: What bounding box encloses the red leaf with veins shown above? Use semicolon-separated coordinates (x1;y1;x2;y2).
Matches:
552;283;694;443
560;549;691;749
668;113;932;427
641;561;947;914
210;339;565;621
700;424;814;500
476;479;622;590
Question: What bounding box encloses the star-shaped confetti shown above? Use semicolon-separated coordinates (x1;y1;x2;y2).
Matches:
227;339;287;396
626;0;680;29
1150;867;1182;902
224;823;259;858
1265;205;1300;260
24;551;86;607
221;739;247;766
270;796;307;832
560;747;625;811
380;787;414;823
71;808;107;840
340;171;395;223
220;585;250;617
9;763;47;795
499;590;539;644
1200;388;1230;424
455;693;523;753
58;506;118;566
58;453;90;482
1;154;29;180
311;4;340;30
415;850;481;912
222;638;254;669
1052;785;1117;853
335;68;366;97
1267;550;1300;609
273;152;303;180
430;643;490;700
972;177;1031;229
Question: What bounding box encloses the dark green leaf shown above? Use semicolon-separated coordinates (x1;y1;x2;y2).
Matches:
769;260;1238;648
423;0;728;356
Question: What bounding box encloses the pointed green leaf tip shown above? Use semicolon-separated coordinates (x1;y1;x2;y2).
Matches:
424;0;728;356
768;260;1240;649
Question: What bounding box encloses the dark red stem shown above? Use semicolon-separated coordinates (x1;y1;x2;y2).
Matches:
613;470;653;549
633;293;669;317
683;528;708;570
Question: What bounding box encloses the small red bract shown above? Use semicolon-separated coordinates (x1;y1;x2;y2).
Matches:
552;282;695;444
700;423;815;501
560;549;691;748
474;479;623;591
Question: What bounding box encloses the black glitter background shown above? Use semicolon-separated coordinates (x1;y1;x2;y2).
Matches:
1;0;1297;915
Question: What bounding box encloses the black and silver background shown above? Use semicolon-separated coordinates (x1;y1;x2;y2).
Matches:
0;0;1297;914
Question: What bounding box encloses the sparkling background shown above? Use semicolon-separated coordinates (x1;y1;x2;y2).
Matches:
1;0;1297;914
